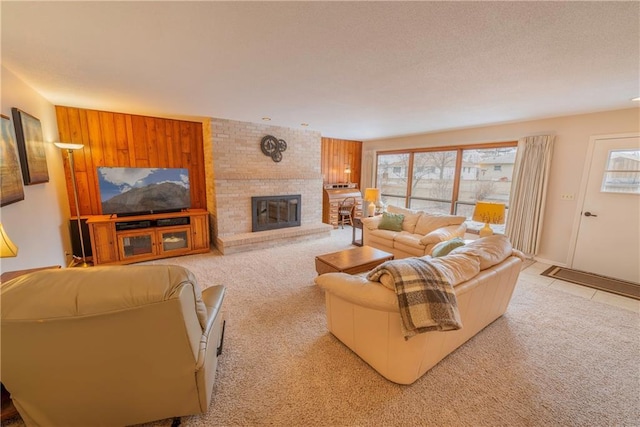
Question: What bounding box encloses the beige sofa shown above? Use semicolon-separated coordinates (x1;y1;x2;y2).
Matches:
315;235;523;385
1;265;225;427
362;205;467;258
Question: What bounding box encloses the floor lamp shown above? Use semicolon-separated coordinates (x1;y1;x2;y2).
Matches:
54;142;90;267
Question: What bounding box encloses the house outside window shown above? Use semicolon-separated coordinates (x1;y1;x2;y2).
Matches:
376;143;518;232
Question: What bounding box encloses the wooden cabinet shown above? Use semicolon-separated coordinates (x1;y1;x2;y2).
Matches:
190;214;209;250
91;222;118;264
322;184;363;227
87;209;210;265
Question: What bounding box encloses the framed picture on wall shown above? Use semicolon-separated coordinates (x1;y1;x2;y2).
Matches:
0;114;25;206
11;107;49;185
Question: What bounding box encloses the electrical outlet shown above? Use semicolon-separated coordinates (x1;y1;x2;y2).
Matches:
560;193;575;200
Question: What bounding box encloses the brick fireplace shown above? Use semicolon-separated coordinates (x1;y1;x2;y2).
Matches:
204;118;332;254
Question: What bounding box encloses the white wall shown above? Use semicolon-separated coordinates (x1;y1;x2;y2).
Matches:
0;66;71;273
362;108;640;265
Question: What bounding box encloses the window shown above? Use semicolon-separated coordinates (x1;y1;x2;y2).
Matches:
376;143;518;232
601;149;640;194
377;153;410;208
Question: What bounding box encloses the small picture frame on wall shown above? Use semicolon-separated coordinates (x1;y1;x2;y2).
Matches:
0;114;25;206
11;107;49;185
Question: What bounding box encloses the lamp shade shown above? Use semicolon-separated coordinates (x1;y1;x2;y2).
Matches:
0;223;18;258
472;202;506;225
364;188;380;202
54;142;84;150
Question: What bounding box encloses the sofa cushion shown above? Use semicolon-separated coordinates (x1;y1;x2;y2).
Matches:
386;205;421;233
431;237;466;257
414;214;466;236
370;252;481;291
449;234;513;270
419;223;467;245
393;231;424;250
429;253;481;286
378;212;404;231
367;229;400;250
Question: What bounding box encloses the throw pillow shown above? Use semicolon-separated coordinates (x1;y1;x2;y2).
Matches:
386;205;421;233
377;212;404;232
431;237;466;257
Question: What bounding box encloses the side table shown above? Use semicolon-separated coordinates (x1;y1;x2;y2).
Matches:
352;217;363;246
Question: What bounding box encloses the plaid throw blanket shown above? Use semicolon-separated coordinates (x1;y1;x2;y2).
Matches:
367;258;462;339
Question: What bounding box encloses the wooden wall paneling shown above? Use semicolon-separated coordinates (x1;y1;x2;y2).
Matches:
99;111;118;166
192;122;205;209
180;121;195;208
145;117;159;166
85;110;103;214
321;137;362;187
56;106;206;215
125;115;136;166
131;115;150;167
171;120;182;167
155;118;168;166
113;113;130;166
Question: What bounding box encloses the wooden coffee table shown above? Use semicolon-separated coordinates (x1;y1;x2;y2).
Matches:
315;245;394;275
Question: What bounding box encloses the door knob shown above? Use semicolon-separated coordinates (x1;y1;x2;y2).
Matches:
584;211;598;217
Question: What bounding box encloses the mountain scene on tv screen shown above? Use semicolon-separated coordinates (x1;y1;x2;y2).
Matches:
98;167;190;215
102;182;190;213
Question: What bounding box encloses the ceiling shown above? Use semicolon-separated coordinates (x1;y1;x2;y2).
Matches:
2;1;639;141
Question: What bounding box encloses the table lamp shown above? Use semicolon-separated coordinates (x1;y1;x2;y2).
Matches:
364;188;380;217
0;223;18;257
472;201;506;237
344;165;351;183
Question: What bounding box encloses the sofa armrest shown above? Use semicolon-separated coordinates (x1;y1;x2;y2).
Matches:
419;223;467;245
201;285;225;336
361;216;382;231
315;273;398;312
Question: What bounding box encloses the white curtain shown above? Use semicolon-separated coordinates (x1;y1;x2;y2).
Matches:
505;135;555;255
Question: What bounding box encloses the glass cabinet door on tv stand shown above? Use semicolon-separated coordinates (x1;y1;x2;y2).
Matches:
158;226;192;256
117;230;157;261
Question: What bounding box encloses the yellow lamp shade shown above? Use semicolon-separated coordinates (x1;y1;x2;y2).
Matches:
364;188;380;202
0;223;18;257
472;202;506;237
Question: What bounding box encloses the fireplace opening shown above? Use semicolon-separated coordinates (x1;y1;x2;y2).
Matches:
251;195;301;232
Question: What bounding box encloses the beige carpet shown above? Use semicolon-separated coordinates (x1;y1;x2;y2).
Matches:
5;229;639;426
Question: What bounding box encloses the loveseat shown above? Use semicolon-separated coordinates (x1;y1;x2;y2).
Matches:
315;235;523;385
1;265;226;426
362;205;467;258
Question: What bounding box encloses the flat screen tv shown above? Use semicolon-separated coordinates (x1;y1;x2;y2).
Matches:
97;167;191;216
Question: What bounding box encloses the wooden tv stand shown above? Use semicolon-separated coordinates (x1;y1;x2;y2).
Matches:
87;209;210;265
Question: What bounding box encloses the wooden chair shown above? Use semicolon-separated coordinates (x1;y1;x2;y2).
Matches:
338;197;356;228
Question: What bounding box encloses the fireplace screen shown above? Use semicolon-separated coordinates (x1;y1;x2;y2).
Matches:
251;195;301;232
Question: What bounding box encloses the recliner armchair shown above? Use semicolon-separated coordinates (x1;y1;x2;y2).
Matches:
1;265;226;427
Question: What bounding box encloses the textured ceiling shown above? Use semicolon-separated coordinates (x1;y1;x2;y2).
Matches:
2;1;639;141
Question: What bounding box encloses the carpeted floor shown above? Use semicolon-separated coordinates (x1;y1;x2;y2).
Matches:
4;228;639;426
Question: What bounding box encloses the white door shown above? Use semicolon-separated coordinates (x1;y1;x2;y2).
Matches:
572;135;640;283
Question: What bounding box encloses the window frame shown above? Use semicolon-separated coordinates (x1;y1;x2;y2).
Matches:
375;141;518;215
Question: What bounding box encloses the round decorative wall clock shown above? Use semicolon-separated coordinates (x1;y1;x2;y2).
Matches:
260;134;287;162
